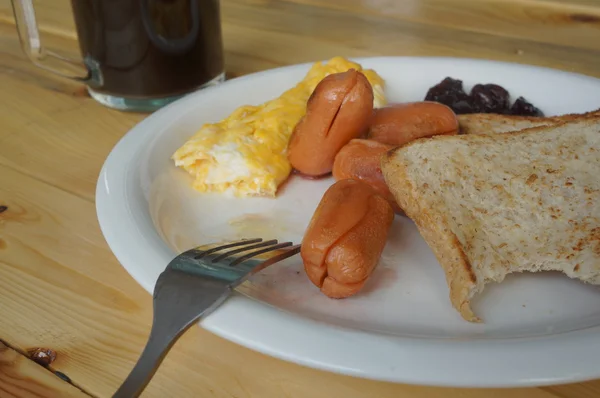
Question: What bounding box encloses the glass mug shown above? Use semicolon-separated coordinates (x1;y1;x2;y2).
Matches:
11;0;225;112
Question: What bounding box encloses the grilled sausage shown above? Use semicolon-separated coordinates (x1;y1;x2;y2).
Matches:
301;179;394;298
288;70;374;176
368;101;459;145
332;139;403;214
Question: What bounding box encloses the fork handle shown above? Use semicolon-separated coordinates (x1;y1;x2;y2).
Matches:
113;327;178;398
113;280;231;397
113;301;221;398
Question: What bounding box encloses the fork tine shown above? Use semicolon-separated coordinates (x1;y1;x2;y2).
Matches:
252;244;301;270
193;238;263;259
211;239;278;263
229;241;294;266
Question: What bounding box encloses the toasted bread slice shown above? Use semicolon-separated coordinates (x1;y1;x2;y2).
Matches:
381;117;600;322
458;108;600;135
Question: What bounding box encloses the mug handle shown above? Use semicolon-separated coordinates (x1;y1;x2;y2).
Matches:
11;0;95;84
140;0;200;55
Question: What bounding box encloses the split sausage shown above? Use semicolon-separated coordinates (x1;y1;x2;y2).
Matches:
288;70;374;176
301;179;394;298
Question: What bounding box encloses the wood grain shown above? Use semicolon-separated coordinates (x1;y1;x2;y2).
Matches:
0;0;600;396
283;0;600;51
219;0;600;78
545;0;600;7
0;22;143;201
0;341;89;398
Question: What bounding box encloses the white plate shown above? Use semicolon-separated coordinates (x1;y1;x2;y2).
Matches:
96;57;600;387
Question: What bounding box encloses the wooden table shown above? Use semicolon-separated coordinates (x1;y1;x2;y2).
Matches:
1;0;599;397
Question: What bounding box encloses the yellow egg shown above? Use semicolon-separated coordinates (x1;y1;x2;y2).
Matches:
172;57;387;197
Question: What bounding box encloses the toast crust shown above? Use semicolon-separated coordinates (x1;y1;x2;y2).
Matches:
458;108;600;135
381;152;480;321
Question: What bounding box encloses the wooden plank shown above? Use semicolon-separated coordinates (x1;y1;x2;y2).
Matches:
0;341;89;398
277;0;600;51
220;0;600;75
0;22;144;201
543;382;600;398
1;0;600;51
219;12;600;78
542;0;600;7
0;162;588;398
0;0;76;38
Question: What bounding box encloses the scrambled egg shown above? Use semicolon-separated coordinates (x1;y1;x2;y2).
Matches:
172;57;387;197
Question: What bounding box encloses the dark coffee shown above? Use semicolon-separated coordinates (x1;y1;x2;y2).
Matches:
71;0;224;99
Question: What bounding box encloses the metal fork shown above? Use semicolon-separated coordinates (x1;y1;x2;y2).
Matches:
113;238;301;398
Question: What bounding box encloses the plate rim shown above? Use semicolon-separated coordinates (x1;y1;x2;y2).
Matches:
96;56;600;387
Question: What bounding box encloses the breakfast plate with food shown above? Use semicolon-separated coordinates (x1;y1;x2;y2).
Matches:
96;56;600;387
